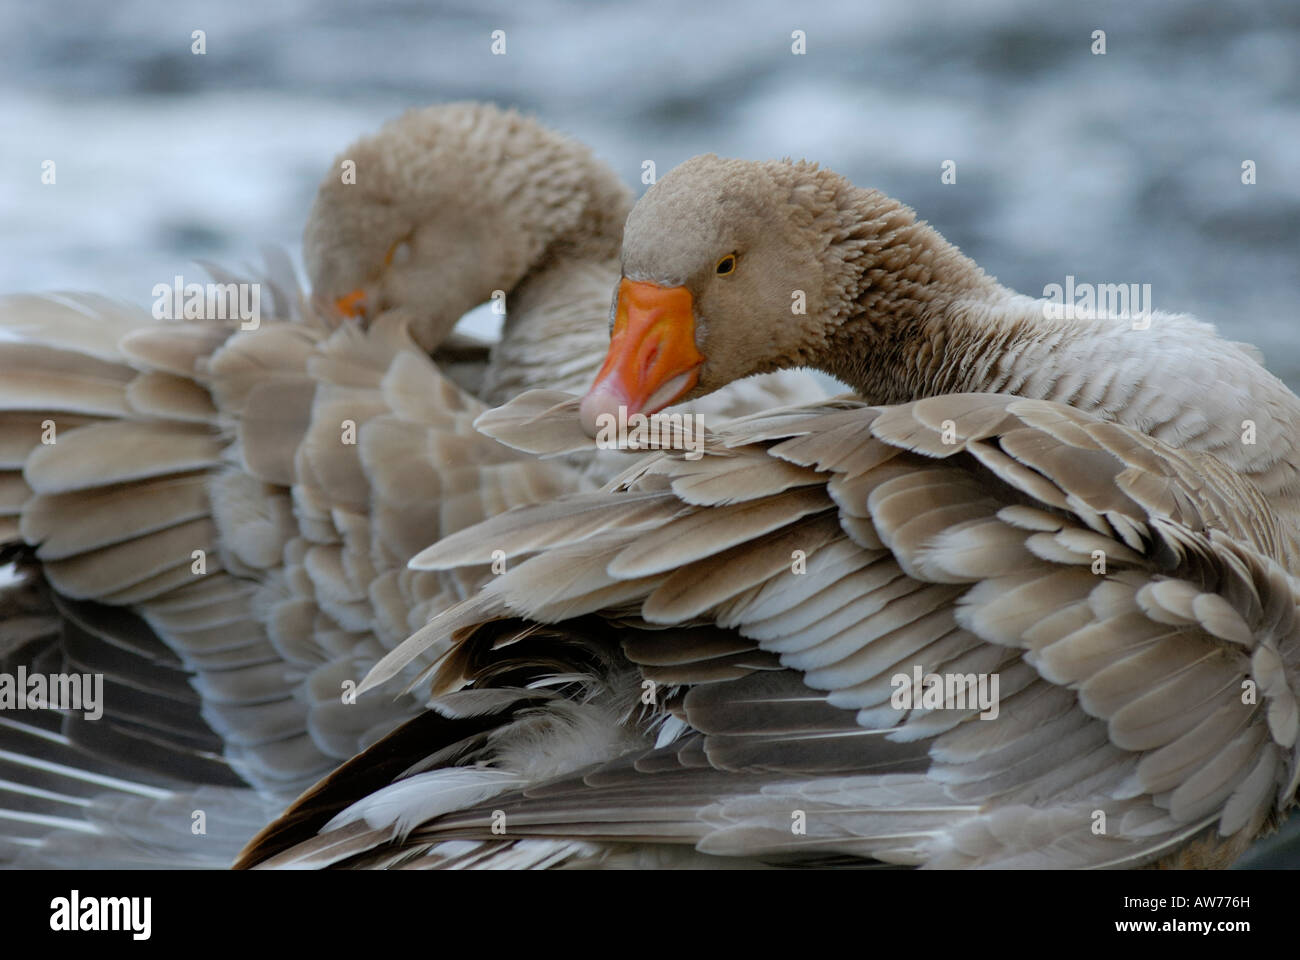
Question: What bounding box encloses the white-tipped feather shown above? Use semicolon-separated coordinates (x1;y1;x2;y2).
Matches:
325;769;529;839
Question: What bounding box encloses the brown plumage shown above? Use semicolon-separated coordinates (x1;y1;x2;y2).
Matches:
239;154;1300;870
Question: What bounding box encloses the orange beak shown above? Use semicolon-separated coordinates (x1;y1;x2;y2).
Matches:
578;279;704;436
335;289;367;318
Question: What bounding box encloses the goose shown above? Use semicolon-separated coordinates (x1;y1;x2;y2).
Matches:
0;110;825;868
238;154;1300;869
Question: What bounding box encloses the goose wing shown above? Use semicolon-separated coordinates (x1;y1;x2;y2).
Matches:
245;391;1300;868
0;266;595;865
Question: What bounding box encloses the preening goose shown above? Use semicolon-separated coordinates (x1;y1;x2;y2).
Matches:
0;109;824;867
240;154;1300;869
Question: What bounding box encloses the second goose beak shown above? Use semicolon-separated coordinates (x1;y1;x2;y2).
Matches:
335;289;368;318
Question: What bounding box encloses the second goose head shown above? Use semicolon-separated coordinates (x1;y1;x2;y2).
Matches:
304;102;631;355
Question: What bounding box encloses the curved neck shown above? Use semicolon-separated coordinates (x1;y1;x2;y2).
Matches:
812;195;1300;533
800;185;1003;401
481;256;621;406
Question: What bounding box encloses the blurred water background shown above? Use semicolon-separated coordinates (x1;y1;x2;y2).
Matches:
1;0;1298;865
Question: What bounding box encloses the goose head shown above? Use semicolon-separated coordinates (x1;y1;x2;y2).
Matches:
578;153;995;434
303;138;490;354
304;103;631;355
303;174;442;341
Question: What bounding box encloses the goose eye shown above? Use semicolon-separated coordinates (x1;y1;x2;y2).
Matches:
715;254;737;276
